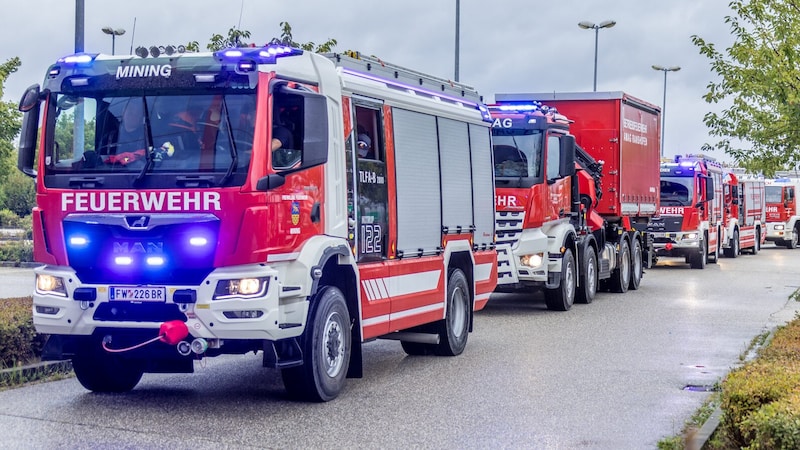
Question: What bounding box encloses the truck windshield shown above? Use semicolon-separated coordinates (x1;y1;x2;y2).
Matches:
765;186;783;203
46;91;256;178
660;177;695;206
492;129;542;179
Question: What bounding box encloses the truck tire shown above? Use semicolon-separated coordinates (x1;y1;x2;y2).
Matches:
690;239;707;269
72;342;145;393
751;230;760;255
575;247;597;304
788;229;798;249
281;286;351;402
629;238;643;291
708;232;720;264
434;268;471;356
724;229;739;258
545;249;576;311
609;238;630;294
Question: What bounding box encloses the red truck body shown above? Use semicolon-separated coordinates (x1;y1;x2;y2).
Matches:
520;92;661;220
491;91;661;310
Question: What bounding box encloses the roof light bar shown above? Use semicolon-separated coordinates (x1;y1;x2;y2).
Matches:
57;53;98;65
213;44;304;65
341;68;479;108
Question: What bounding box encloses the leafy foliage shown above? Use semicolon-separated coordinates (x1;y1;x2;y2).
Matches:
0;58;22;185
0;171;35;217
0;297;45;368
692;1;800;176
186;22;337;53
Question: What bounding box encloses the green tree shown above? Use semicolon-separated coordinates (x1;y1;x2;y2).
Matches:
692;1;800;176
0;169;35;217
186;22;337;53
0;57;22;184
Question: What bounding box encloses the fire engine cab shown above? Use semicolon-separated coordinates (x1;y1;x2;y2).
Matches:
764;175;800;248
16;45;497;401
648;154;730;268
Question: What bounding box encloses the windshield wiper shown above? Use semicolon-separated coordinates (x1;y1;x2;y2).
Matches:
218;97;238;186
133;97;156;186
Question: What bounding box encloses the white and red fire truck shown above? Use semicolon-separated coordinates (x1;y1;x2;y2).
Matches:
722;172;766;256
489;92;661;311
648;154;733;268
764;175;800;248
16;45;497;401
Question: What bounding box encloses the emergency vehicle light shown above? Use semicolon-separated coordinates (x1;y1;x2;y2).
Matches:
214;44;303;65
57;53;98;65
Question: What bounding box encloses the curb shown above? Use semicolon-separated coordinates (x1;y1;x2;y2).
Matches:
0;360;72;384
0;261;42;268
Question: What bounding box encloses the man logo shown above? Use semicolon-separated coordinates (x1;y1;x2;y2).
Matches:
126;216;150;228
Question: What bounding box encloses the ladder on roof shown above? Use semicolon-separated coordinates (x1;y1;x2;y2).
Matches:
323;51;482;103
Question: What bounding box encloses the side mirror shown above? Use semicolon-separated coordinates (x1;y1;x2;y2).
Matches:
17;84;42;178
299;93;329;168
559;135;576;178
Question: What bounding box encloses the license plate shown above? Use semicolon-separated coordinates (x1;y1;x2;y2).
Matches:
110;286;166;302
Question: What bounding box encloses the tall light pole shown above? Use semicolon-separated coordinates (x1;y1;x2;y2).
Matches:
652;65;681;157
454;0;460;82
102;26;126;55
578;20;616;91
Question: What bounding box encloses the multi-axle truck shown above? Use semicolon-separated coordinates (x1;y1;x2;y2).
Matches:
490;91;661;310
16;45;497;401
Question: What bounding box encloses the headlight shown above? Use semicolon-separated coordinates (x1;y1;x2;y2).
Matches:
213;277;269;300
682;233;699;240
774;224;785;231
520;253;544;268
35;274;67;297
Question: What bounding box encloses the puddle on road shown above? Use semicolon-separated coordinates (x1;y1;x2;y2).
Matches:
683;384;718;392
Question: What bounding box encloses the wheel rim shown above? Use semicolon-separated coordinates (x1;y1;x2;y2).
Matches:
565;256;575;302
587;254;597;295
633;243;642;280
450;285;467;339
322;311;345;377
621;246;630;285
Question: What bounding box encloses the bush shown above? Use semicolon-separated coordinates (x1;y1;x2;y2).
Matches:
740;391;800;450
0;209;21;228
0;241;32;262
0;297;46;368
0;171;35;217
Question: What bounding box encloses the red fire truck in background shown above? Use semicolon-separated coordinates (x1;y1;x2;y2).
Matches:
722;172;766;256
16;45;497;401
490;91;660;311
764;175;800;248
648;154;731;268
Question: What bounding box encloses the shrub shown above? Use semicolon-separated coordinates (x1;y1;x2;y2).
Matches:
0;209;21;228
0;297;46;367
740;391;800;450
0;171;35;217
0;241;32;262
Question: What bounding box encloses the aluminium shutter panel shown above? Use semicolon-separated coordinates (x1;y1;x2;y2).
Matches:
469;124;495;247
438;118;473;233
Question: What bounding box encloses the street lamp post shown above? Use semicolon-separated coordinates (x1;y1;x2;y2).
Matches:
652;65;681;157
578;20;616;92
454;0;460;82
102;26;126;55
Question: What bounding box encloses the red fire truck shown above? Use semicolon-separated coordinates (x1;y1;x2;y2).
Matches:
722;172;766;255
648;154;732;268
764;175;800;248
490;91;660;310
15;46;497;401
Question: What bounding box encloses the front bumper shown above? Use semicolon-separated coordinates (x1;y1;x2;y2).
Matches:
651;231;702;258
31;264;309;342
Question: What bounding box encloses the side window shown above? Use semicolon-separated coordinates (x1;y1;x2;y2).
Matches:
354;105;383;161
271;90;304;170
546;134;560;180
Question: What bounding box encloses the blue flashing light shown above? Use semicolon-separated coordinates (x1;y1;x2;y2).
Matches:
115;256;133;266
146;256;165;266
57;53;98;65
214;44;304;66
189;236;208;246
69;236;89;246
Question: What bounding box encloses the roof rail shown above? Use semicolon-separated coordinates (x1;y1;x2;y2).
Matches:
323;51;482;103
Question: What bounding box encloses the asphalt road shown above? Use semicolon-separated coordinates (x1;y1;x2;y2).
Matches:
1;244;799;449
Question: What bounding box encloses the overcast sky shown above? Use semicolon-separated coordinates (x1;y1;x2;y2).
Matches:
0;0;737;161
